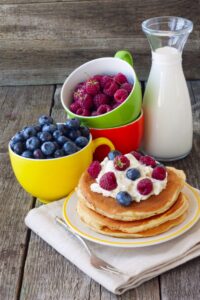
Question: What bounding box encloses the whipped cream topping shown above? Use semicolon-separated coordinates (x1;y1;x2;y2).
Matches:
90;154;167;202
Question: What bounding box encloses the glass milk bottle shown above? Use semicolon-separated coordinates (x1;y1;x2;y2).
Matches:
142;17;193;161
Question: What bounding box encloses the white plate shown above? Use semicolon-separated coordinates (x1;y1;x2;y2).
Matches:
62;184;200;248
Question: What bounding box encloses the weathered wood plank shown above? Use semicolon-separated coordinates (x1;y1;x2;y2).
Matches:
20;225;92;300
159;81;200;300
0;0;199;85
0;85;55;300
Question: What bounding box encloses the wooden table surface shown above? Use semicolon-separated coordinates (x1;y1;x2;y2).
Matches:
0;81;200;300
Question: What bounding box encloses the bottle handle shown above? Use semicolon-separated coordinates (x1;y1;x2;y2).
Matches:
114;50;133;67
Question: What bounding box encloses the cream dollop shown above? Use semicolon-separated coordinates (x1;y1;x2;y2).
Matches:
90;154;167;202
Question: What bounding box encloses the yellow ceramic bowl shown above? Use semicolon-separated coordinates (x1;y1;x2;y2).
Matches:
9;135;114;203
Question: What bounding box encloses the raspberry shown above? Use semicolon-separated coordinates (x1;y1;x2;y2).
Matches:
139;155;156;168
100;75;113;88
152;166;167;180
86;79;100;95
91;111;99;116
93;93;109;108
114;155;130;171
97;104;112;115
114;73;128;85
99;172;117;191
114;89;128;103
93;75;103;82
69;102;81;113
137;178;153;195
88;161;101;179
103;80;118;97
131;151;142;161
112;102;120;109
79;94;93;110
73;88;86;102
121;83;133;94
75;82;86;91
76;108;90;116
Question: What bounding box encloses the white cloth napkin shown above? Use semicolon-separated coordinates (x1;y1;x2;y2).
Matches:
25;190;200;295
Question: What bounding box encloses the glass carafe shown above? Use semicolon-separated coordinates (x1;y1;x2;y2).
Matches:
142;17;193;161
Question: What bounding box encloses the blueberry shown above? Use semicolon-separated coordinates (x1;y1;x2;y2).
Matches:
68;129;81;141
57;135;70;146
75;136;88;148
12;142;24;155
38;115;53;126
79;126;90;138
41;142;56;156
65;118;80;130
11;132;24;144
42;124;57;133
57;124;69;136
116;191;132;206
108;150;122;160
63;141;79;155
126;168;141;181
33;149;45;159
38;131;52;142
26;137;41;151
53;130;63;140
34;125;42;132
54;149;65;158
53;141;60;150
23;126;37;139
22;150;33;158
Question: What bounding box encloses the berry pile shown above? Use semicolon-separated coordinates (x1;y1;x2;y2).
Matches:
87;150;167;207
10;116;90;159
69;73;133;116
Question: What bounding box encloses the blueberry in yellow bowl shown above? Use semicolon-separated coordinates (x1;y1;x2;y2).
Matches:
9;116;114;203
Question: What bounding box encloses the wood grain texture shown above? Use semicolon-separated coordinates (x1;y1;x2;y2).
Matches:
159;81;200;300
0;85;54;300
0;0;199;85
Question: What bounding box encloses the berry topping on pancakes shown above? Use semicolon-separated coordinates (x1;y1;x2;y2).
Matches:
88;161;101;179
152;166;167;180
116;191;132;206
126;168;141;181
131;151;142;161
108;150;122;160
99;172;117;191
90;151;168;204
139;155;156;167
137;178;153;195
114;155;130;171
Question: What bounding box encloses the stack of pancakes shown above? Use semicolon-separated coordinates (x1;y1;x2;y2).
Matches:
77;167;188;238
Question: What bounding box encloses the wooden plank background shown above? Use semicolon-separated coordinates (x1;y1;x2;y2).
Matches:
0;0;199;85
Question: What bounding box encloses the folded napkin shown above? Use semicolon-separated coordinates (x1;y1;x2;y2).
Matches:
25;190;200;295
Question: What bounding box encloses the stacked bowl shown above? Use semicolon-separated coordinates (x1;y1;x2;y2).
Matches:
61;50;144;160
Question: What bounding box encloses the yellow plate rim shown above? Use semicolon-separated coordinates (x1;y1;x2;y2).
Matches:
62;184;200;247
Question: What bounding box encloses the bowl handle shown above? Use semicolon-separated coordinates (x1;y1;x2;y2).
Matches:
92;137;115;154
114;50;133;67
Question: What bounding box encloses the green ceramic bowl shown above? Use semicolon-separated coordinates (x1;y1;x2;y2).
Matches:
61;50;142;129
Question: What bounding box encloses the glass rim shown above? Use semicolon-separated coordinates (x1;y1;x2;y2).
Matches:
142;16;193;36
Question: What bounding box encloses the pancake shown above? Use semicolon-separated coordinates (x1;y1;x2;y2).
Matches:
78;199;187;238
86;213;187;238
77;193;188;234
77;167;185;221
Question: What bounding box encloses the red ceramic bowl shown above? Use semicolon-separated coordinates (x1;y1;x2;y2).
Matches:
90;110;144;161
